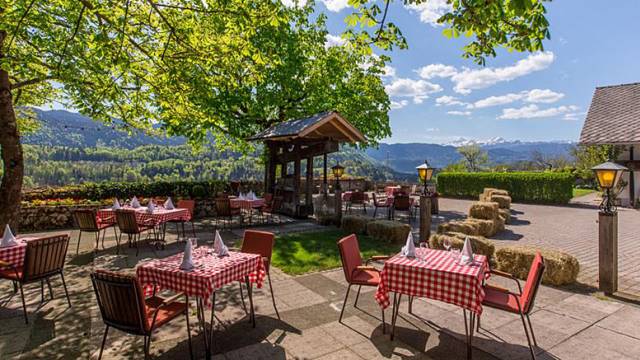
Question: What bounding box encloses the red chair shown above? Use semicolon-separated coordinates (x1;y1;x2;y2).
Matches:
238;230;280;319
115;209;156;256
391;193;413;221
337;234;389;331
347;191;368;214
72;209;117;254
481;253;545;359
372;192;390;219
91;270;193;360
167;199;197;240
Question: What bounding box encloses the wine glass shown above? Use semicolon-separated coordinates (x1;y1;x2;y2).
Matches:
443;238;452;253
419;242;428;262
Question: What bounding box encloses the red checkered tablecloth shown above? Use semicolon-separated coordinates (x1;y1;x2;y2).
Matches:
230;198;264;210
136;248;265;307
0;237;36;270
375;248;488;314
97;207;190;226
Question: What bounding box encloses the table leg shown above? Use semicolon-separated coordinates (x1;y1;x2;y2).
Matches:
244;276;256;328
208;292;216;355
196;298;209;358
463;309;476;360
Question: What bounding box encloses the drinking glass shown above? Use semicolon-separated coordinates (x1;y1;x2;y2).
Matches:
443;238;452;253
419;242;428;262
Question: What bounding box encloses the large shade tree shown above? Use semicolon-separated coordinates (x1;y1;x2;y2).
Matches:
0;0;551;229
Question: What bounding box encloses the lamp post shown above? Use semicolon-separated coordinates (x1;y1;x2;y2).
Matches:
416;160;435;243
592;160;628;294
332;162;345;224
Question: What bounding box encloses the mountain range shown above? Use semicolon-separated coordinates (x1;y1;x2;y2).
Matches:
24;109;575;175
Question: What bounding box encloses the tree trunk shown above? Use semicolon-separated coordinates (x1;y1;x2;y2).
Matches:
0;30;23;231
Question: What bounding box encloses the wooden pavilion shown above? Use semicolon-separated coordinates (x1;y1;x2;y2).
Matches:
249;111;365;218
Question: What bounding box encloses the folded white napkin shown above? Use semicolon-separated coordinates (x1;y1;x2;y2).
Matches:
113;198;121;210
179;239;194;270
401;232;416;258
248;191;256;200
214;230;229;256
460;237;474;265
164;197;175;210
131;196;141;208
147;201;155;213
238;193;246;200
1;224;18;247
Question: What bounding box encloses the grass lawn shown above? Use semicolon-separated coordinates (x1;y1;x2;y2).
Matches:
572;188;597;198
270;229;399;275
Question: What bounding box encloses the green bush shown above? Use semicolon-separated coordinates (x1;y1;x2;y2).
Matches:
437;172;574;204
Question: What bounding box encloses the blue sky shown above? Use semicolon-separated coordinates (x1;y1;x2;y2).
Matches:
319;0;640;144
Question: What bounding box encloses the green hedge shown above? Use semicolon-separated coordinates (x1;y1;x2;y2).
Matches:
23;180;263;201
437;172;574;204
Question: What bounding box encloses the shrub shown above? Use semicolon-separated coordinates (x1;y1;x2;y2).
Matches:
341;215;372;234
495;246;580;286
468;201;499;220
437;172;574;204
366;220;411;244
429;232;495;259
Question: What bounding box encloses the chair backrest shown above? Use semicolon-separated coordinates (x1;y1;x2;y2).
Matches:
350;191;365;204
264;193;274;205
337;234;363;283
115;209;140;234
72;209;99;231
177;199;195;220
91;270;149;335
215;197;232;216
271;196;283;212
241;230;276;271
520;252;545;314
22;234;70;281
393;194;411;210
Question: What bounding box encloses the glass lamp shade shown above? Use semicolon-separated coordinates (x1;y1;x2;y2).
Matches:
332;163;345;179
592;161;627;189
416;161;434;182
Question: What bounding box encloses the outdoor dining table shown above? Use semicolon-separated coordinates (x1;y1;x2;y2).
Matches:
97;206;191;242
136;247;265;359
384;186;401;197
375;248;489;359
229;198;264;224
0;237;34;270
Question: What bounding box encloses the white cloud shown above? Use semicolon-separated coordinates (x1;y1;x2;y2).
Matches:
325;34;346;48
382;65;396;78
499;104;579;119
563;112;585;121
406;0;451;26
447;110;472;116
472;93;524;108
471;89;564;109
416;64;458;79
320;0;350;12
281;0;307;8
390;100;409;110
523;89;565;103
436;95;466;107
451;52;555;94
385;78;442;104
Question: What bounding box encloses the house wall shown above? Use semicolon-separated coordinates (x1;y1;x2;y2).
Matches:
616;145;640;207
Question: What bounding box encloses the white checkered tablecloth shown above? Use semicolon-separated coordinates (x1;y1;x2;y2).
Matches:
97;207;190;226
375;248;488;314
0;237;35;270
136;248;265;307
229;199;264;211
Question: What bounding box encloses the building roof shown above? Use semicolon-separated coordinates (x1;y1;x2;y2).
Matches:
580;82;640;145
249;111;365;143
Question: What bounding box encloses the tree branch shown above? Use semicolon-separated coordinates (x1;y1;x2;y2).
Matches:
57;3;86;72
10;76;55;90
7;0;37;49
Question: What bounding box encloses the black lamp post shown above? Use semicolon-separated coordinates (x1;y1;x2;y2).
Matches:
416;160;434;196
592;161;627;214
332;162;345;191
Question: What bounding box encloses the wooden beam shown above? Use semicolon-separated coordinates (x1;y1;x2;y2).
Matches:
274;140;339;163
306;157;313;206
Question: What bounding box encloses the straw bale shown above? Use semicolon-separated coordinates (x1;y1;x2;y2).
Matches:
366;220;411;244
469;201;499;220
495;246;579;286
429;232;495;258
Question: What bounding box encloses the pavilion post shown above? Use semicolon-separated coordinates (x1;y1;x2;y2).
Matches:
293;154;301;217
334;181;342;225
598;212;618;294
306;157;313;206
419;195;431;243
323;153;328;195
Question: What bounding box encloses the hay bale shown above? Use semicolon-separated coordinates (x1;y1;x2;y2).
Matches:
466;218;498;237
341;215;372;234
494;216;505;232
366;220;411;244
481;188;509;202
495;246;579;286
490;194;512;209
469;201;499;220
429;232;495;258
498;208;511;224
437;220;480;236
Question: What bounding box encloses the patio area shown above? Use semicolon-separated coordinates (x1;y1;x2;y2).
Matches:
2;203;640;360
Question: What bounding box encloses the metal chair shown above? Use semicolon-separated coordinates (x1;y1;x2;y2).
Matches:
0;234;72;324
336;234;389;331
372;192;391;219
167;199;197;240
238;230;280;319
72;209;117;254
260;196;283;224
114;209;156;256
91;270;193;360
215;197;241;229
391;193;413;221
480;253;546;359
347;191;368;214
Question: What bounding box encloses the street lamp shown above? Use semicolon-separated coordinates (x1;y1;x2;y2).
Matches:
592;161;628;214
332;162;345;190
416;160;434;195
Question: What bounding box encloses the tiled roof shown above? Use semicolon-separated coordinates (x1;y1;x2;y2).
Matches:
249;111;334;140
580;82;640;145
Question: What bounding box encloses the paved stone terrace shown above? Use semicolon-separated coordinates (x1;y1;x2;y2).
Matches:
2;215;640;360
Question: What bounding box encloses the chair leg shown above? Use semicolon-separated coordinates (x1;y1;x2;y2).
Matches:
76;231;82;255
267;270;280;320
101;228;107;249
60;272;72;307
114;226;120;254
46;278;54;300
339;284;351;323
354;285;362;308
238;281;248;313
408;295;414;314
526;314;537;347
373;207;378;218
185;305;193;360
144;335;151;359
190;222;196;238
40;279;45;303
98;325;109;360
519;312;536;359
18;282;28;324
135;233;140;256
12;281;17;293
